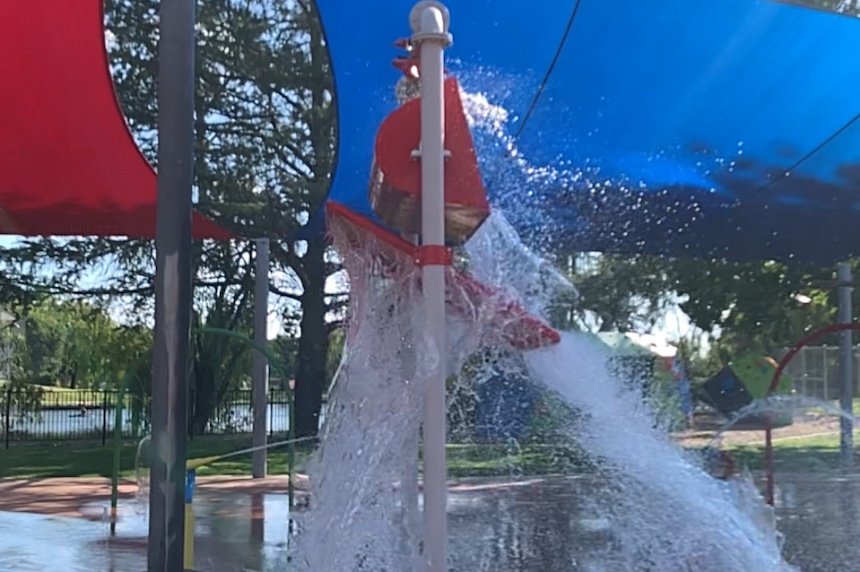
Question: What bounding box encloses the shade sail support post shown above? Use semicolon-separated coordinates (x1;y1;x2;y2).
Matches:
148;0;196;570
838;261;854;469
252;238;271;479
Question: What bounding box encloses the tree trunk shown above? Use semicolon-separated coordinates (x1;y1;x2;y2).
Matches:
292;3;334;438
295;236;328;437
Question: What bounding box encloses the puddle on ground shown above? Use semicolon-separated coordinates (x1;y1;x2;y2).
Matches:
0;475;856;571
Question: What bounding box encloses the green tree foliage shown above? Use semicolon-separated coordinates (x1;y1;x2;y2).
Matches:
270;327;342;388
557;253;674;332
671;259;838;357
562;252;847;369
326;328;345;388
12;298;150;389
790;0;860;15
0;381;44;430
188;281;255;435
269;334;299;383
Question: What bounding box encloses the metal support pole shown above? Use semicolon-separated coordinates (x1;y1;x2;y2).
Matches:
252;238;271;479
411;3;451;571
148;0;195;569
838;262;854;469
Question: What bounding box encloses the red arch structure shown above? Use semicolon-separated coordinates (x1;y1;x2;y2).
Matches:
764;322;860;505
0;1;230;239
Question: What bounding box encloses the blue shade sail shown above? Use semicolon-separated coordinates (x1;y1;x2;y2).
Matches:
315;0;860;263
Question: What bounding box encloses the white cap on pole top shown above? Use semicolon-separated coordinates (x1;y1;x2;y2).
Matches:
410;1;452;44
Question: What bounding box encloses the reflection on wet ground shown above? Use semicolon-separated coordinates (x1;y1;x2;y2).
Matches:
1;473;858;571
0;490;291;572
774;473;860;572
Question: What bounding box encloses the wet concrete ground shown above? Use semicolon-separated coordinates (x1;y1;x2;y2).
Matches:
1;474;857;571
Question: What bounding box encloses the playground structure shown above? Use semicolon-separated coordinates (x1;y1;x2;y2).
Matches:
1;0;860;570
317;7;561;566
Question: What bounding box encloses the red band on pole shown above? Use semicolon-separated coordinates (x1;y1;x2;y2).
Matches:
415;244;453;266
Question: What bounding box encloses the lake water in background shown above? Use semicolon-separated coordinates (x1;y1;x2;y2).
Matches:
4;403;293;440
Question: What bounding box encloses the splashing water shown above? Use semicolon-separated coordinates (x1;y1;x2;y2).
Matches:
290;219;428;571
292;83;796;570
461;87;790;572
292;206;796;570
465;211;575;318
699;393;859;470
131;433;314;515
527;333;794;571
711;394;857;439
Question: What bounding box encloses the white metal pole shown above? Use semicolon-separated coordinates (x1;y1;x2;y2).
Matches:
252;238;270;478
411;3;451;571
838;262;854;469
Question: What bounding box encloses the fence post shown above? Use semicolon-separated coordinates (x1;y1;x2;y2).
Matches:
269;387;274;437
101;390;109;446
4;386;11;450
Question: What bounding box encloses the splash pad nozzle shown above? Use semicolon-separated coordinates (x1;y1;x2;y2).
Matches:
331;10;561;352
307;4;558;569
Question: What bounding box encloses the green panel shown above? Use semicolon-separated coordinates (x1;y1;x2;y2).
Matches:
732;353;791;399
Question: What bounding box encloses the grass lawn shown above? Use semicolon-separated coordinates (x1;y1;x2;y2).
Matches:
726;430;860;473
1;437;580;480
446;443;587;478
717;398;860;472
10;431;851;482
0;435;311;480
802;398;860;416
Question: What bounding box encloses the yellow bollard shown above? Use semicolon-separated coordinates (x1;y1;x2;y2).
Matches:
184;502;195;569
184;469;196;571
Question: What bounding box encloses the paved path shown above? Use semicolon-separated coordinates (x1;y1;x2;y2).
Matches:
0;475;307;520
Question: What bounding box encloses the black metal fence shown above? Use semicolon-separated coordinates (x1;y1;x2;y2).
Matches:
203;388;292;437
1;386;291;448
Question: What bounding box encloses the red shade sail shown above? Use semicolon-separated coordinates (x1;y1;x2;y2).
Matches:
0;0;231;239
